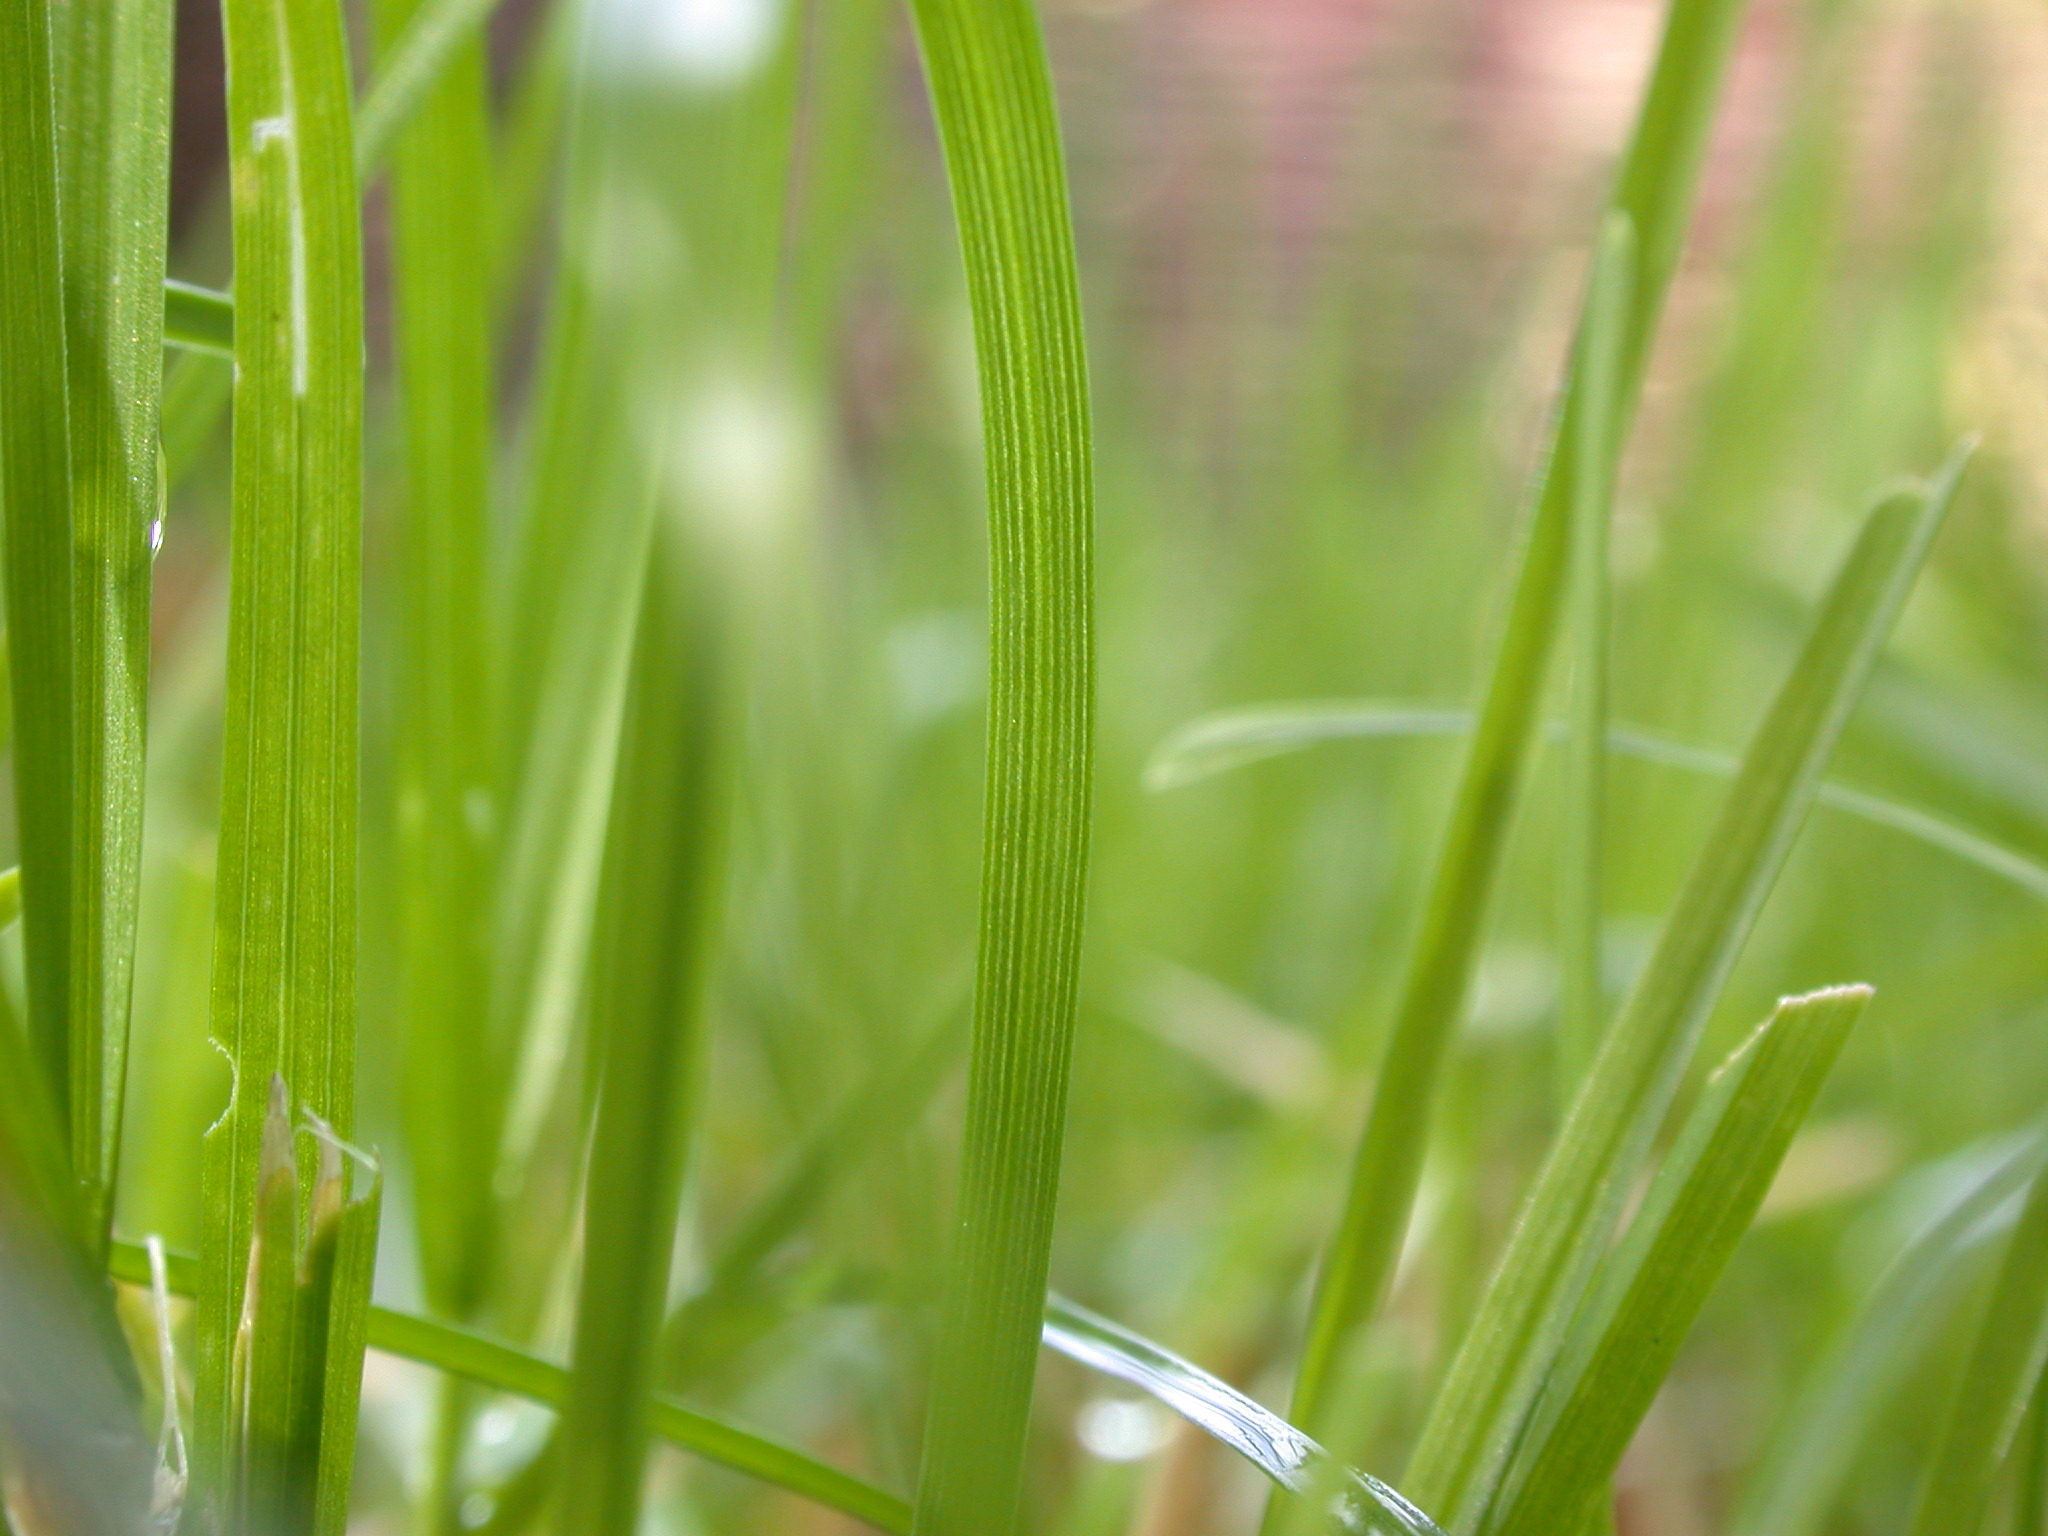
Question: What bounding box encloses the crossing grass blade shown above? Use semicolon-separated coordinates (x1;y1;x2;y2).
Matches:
1484;985;1869;1536
0;0;81;1225
164;278;235;356
188;0;366;1515
1906;1161;2048;1536
1402;449;1970;1531
354;0;506;175
902;0;1096;1531
1557;213;1634;1100
1731;1126;2048;1536
1284;0;1751;1435
49;0;174;1258
553;520;731;1533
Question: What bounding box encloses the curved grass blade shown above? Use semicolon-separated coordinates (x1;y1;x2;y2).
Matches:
1045;1295;1446;1536
1149;706;2048;907
1403;452;1969;1531
1285;0;1752;1434
0;0;81;1226
164;279;235;356
1558;214;1635;1099
1485;985;1870;1536
553;523;731;1534
1731;1125;2048;1536
190;0;366;1514
903;0;1096;1531
110;1240;912;1533
1906;1161;2048;1536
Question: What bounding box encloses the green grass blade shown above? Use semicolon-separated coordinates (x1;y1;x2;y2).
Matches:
1906;1162;2048;1536
164;278;235;356
1731;1126;2048;1536
189;0;365;1512
553;524;731;1534
1403;451;1969;1531
162;349;235;484
1285;0;1750;1434
0;0;80;1218
1558;214;1634;1100
1485;985;1869;1536
903;0;1096;1531
50;0;173;1257
376;0;497;1327
353;0;504;175
311;1133;381;1536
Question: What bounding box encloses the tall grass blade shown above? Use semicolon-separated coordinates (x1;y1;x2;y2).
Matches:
553;523;730;1533
1403;450;1970;1531
1285;0;1751;1433
1558;215;1634;1098
50;0;174;1257
904;0;1096;1531
1485;985;1869;1536
1906;1161;2048;1536
189;0;366;1513
354;0;504;175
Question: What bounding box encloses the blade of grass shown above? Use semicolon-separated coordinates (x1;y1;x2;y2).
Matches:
1485;985;1869;1536
903;0;1096;1530
308;1123;381;1536
1150;708;2048;915
1731;1125;2048;1536
164;278;235;356
162;348;235;484
1403;450;1970;1532
1285;0;1751;1436
50;0;174;1257
354;0;505;175
1557;214;1634;1101
110;1239;912;1532
552;520;731;1534
189;0;365;1513
0;0;81;1223
1906;1162;2048;1536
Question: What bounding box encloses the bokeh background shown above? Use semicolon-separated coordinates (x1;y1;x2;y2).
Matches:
115;0;2048;1529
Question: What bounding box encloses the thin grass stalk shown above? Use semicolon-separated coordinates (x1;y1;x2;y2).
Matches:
1284;0;1751;1438
902;0;1095;1530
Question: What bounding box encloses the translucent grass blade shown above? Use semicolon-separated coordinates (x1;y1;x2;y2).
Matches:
1403;451;1969;1531
354;0;505;175
164;278;235;356
1558;214;1634;1099
1285;0;1751;1434
49;0;174;1257
0;0;81;1224
1045;1295;1445;1536
1485;985;1870;1536
1149;706;2048;906
904;0;1096;1531
553;524;731;1534
1906;1162;2048;1536
190;0;365;1512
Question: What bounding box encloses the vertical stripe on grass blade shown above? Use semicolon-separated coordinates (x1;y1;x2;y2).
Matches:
1556;214;1634;1102
1907;1163;2048;1536
0;0;80;1211
552;520;730;1534
1486;985;1869;1536
51;0;175;1255
1286;0;1750;1438
1403;450;1969;1533
191;0;365;1514
903;0;1095;1531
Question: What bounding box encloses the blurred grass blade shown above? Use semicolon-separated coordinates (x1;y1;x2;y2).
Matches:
1045;1295;1446;1536
1558;213;1634;1099
554;523;731;1534
1150;706;2048;906
1732;1126;2048;1536
0;0;81;1222
190;0;365;1513
1485;985;1869;1536
163;278;235;356
1286;0;1750;1433
1906;1161;2048;1536
162;349;235;485
109;1238;913;1531
904;0;1096;1531
354;0;504;175
51;0;174;1257
1404;450;1970;1530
